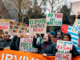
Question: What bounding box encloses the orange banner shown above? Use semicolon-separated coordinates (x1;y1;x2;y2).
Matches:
0;49;80;60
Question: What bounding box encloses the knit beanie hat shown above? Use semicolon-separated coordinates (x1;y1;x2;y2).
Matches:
50;31;56;37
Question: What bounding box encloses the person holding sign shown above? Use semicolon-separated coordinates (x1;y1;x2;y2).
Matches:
62;33;79;57
33;33;56;56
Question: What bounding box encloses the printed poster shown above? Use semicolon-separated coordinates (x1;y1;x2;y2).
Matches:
9;21;27;37
46;13;63;26
29;19;46;34
19;38;37;52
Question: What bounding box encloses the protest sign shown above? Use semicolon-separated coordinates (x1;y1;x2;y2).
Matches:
71;19;80;33
0;49;80;60
0;19;10;31
29;19;46;34
55;40;73;60
19;38;37;52
9;21;27;37
46;13;63;26
57;40;73;53
55;53;71;60
70;1;80;15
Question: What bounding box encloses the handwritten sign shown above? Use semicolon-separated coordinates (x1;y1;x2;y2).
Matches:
55;40;73;60
9;22;27;37
0;19;10;31
71;19;80;33
57;40;73;53
29;19;46;34
19;38;37;52
46;13;63;26
55;53;71;60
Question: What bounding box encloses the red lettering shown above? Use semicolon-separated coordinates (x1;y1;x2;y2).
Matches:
55;14;62;18
33;28;43;32
63;54;69;60
0;26;8;29
57;45;60;49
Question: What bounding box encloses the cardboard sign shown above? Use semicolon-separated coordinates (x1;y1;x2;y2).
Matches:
0;19;10;31
29;19;46;34
46;13;63;26
55;40;73;60
19;38;37;52
71;19;80;33
70;1;80;15
57;40;73;53
55;53;71;60
9;22;27;37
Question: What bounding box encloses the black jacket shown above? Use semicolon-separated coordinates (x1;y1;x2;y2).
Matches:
70;45;79;57
33;37;56;56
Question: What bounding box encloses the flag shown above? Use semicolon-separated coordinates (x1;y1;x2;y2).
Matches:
61;24;68;33
67;25;80;54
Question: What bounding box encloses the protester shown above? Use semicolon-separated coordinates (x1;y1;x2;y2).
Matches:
0;33;12;49
62;33;79;57
50;31;56;38
10;35;19;50
26;33;31;38
33;33;56;56
57;31;63;39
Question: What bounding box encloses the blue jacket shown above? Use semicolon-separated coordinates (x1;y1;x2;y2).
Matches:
33;37;56;56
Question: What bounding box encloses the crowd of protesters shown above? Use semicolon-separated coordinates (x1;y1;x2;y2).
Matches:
0;12;80;57
0;30;79;57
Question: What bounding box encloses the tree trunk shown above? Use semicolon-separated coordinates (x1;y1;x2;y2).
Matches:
18;0;22;22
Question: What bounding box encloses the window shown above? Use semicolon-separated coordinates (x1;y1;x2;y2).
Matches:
43;1;46;6
43;8;46;12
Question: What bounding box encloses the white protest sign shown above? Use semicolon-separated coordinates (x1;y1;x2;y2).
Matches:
29;19;46;34
57;40;73;53
71;19;80;33
19;38;37;52
0;19;10;32
55;40;73;60
46;13;63;26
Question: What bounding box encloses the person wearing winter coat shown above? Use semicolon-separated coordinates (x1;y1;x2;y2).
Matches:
0;34;12;49
33;33;56;56
62;33;79;57
10;35;20;50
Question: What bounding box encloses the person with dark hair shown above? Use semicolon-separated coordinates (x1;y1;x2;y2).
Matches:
33;33;56;56
57;31;63;39
62;33;79;57
0;34;12;49
50;31;56;38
